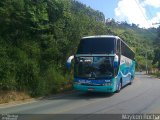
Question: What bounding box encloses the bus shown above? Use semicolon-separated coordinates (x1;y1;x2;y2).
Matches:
67;35;135;93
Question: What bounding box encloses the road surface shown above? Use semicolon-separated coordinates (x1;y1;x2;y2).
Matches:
0;73;160;119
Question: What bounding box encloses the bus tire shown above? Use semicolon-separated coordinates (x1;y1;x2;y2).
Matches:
129;76;134;85
129;80;133;85
116;79;122;93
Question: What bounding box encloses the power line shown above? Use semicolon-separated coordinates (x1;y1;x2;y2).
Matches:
134;0;151;28
134;0;155;57
135;0;160;27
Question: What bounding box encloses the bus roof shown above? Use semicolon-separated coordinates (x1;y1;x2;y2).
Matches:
82;35;135;54
82;35;120;39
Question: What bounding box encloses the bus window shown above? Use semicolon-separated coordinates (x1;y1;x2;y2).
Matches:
116;39;120;55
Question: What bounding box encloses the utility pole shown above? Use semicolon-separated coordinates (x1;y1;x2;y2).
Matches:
140;50;152;74
145;51;148;74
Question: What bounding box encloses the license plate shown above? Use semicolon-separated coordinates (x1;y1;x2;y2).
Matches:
88;88;94;91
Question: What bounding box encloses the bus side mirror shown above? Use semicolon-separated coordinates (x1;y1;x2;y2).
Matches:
66;55;74;69
113;54;119;68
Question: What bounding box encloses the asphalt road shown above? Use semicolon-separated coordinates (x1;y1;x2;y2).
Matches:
0;72;160;119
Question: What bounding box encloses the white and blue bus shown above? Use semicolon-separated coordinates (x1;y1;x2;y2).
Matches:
67;35;135;93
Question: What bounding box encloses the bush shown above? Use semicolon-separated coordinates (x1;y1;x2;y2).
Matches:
42;66;67;95
16;59;40;96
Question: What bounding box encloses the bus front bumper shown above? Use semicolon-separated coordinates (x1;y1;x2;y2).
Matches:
73;84;116;93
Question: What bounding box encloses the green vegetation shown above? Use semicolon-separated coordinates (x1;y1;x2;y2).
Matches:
153;27;160;69
105;20;157;71
0;0;159;97
151;27;160;77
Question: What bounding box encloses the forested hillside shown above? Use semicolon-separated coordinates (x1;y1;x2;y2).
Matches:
0;0;158;96
105;19;157;70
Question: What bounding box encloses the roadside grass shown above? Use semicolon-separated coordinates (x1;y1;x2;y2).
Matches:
0;84;73;104
150;71;160;79
0;91;31;104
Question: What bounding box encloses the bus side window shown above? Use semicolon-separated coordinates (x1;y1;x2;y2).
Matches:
115;39;121;76
116;39;120;55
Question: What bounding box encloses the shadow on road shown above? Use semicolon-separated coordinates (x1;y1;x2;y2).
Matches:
44;91;114;101
79;92;114;98
42;83;134;101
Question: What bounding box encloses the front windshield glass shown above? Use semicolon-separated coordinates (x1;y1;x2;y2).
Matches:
76;38;115;54
74;56;114;79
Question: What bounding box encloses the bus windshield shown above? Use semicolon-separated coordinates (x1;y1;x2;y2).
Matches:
77;38;115;54
74;56;114;79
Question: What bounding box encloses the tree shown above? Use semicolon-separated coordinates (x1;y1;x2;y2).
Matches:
152;26;160;69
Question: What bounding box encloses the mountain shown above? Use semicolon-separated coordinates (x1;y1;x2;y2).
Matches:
105;20;157;70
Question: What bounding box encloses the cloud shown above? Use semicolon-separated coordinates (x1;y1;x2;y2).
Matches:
143;0;160;8
115;0;160;28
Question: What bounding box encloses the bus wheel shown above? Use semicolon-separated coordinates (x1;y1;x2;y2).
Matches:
116;80;122;93
129;76;133;85
129;80;133;85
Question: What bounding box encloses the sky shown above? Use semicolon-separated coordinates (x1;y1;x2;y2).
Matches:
77;0;160;28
